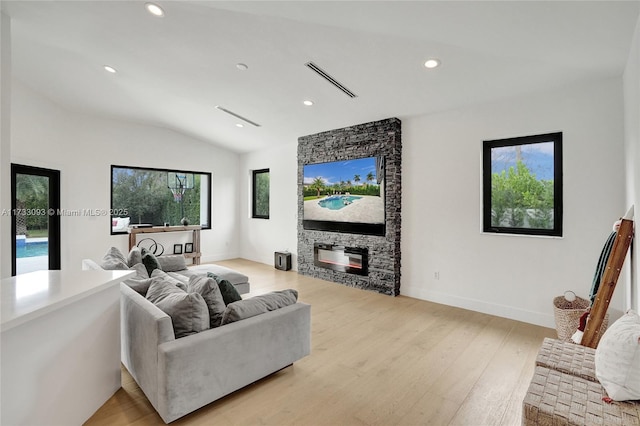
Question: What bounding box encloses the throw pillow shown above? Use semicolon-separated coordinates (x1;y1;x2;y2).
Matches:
595;310;640;400
123;263;152;295
157;255;188;272
142;251;162;276
188;275;226;328
221;289;298;325
127;246;142;267
145;276;209;339
151;269;187;292
207;272;242;305
100;247;129;270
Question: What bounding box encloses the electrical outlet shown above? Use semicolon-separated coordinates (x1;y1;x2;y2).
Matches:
434;271;440;280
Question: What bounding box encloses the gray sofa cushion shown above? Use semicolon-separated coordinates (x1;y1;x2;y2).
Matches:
157;255;188;272
101;247;129;270
142;251;162;275
145;277;210;338
127;246;142;267
188;275;226;328
151;269;187;292
221;289;298;325
208;273;242;305
123;263;153;295
186;264;249;286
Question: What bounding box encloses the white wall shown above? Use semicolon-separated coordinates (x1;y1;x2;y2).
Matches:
238;142;298;268
237;78;627;329
401;78;627;328
10;81;241;270
624;15;640;311
1;13;12;278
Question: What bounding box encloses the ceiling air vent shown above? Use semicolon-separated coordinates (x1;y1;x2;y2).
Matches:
305;62;357;98
215;106;261;127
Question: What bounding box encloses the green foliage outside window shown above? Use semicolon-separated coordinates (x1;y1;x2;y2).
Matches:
303;174;380;200
111;166;209;231
15;174;49;234
483;132;562;237
491;161;554;229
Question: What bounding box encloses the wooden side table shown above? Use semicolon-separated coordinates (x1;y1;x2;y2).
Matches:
128;225;202;265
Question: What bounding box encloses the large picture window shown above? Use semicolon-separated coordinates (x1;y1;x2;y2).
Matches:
252;169;270;219
483;132;563;237
111;165;211;234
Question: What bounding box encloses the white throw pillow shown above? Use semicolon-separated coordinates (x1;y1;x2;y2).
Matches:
595;310;640;401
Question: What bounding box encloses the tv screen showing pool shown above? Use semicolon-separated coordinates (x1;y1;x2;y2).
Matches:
303;156;385;232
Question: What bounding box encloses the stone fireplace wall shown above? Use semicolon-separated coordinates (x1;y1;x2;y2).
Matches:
297;118;401;296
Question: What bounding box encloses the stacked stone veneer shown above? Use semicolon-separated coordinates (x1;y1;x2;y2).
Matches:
297;118;401;296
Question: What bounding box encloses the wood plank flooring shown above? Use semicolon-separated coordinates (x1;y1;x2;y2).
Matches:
85;259;555;426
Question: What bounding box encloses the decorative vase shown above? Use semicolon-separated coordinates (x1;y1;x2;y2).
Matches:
180;217;189;226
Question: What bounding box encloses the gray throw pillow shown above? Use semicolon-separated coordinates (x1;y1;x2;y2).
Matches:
123;263;152;295
221;289;298;325
146;277;210;339
127;246;142;267
188;275;226;328
100;247;129;270
207;272;242;305
157;255;188;272
142;251;161;276
151;269;187;292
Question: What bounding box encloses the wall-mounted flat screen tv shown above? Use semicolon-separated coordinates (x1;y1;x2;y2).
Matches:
303;156;385;236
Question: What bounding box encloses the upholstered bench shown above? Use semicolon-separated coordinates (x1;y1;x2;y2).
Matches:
523;338;640;425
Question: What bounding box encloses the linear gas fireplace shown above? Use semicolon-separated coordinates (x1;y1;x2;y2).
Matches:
313;243;368;276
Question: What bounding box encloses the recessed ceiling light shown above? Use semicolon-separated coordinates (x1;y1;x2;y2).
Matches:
145;3;165;17
303;100;314;106
236;123;244;128
424;58;441;69
103;65;117;73
236;63;248;71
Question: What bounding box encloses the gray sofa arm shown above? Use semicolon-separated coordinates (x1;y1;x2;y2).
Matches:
156;302;311;423
120;284;175;411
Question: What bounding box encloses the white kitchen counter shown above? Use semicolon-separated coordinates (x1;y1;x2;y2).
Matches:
1;269;134;425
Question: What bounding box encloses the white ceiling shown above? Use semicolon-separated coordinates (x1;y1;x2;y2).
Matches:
3;1;639;153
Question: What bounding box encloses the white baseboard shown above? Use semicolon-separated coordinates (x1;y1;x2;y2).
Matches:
401;286;556;329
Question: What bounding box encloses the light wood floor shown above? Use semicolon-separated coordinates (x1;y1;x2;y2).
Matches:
85;259;555;426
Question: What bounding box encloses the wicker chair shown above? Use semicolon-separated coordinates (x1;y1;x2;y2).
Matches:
523;338;640;425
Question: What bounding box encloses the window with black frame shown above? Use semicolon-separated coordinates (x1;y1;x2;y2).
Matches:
111;165;211;234
483;132;563;237
252;169;270;219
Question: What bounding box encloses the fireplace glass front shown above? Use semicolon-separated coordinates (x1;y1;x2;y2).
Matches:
313;243;368;276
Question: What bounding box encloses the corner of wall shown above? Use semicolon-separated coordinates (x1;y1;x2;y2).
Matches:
1;12;12;278
623;13;640;311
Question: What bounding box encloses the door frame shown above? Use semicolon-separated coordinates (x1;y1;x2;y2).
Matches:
11;164;61;276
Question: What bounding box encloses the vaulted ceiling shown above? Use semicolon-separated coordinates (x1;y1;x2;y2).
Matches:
3;1;639;153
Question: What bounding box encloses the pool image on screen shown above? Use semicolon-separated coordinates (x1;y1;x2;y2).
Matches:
303;157;385;230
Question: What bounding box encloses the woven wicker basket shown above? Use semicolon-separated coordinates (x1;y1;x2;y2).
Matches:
553;292;609;344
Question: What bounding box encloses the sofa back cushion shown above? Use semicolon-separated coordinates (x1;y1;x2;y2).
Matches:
146;277;210;339
188;275;226;328
100;247;129;270
142;251;162;275
127;246;143;267
123;263;153;295
151;269;187;292
221;289;298;325
157;255;188;272
595;310;640;400
207;272;242;305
